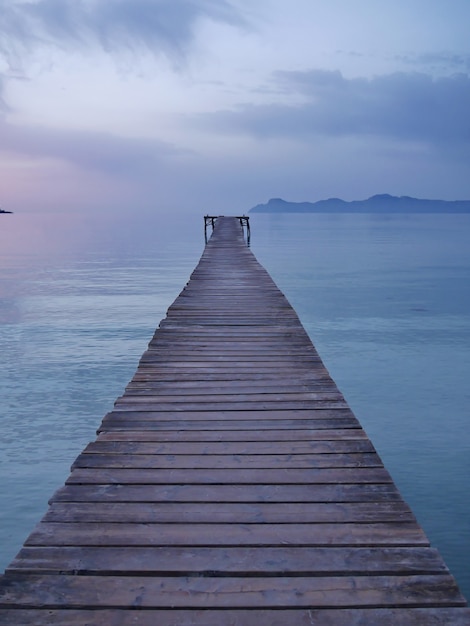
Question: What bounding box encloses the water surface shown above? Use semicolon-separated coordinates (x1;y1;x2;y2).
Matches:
0;210;469;598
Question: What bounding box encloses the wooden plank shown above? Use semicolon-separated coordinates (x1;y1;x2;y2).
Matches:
8;545;447;575
98;417;359;429
81;439;374;454
25;521;429;547
50;482;405;503
72;452;383;470
66;466;394;484
120;390;342;401
96;427;365;441
1;608;469;626
131;371;327;379
114;396;348;407
136;358;321;365
124;382;338;394
140;352;319;360
111;401;350;411
97;418;361;432
43;501;414;524
141;346;320;354
0;574;464;608
101;408;356;420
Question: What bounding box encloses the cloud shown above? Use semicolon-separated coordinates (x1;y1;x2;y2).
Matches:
0;74;6;109
397;52;470;74
200;69;470;153
0;118;180;176
0;0;244;67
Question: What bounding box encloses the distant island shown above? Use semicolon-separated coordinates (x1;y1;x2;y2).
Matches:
250;194;470;214
0;208;12;214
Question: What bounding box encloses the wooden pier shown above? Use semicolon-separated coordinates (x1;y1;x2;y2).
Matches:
0;216;469;624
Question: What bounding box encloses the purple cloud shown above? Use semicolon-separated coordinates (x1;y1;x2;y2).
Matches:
0;74;7;110
397;52;470;73
200;69;470;152
0;0;244;64
0;118;181;175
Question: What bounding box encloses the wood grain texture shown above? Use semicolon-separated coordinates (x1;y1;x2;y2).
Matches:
0;608;469;626
1;216;467;624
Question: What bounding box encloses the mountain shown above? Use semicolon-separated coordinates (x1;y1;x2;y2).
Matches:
249;194;470;213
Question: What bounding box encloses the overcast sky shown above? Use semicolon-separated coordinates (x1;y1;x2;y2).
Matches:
1;0;470;214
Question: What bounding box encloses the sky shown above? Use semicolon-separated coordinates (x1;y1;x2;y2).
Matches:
1;0;470;215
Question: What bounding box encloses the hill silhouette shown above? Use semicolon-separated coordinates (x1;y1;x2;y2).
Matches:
250;194;470;213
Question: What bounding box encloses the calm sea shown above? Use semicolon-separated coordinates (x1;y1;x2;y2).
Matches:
1;210;469;598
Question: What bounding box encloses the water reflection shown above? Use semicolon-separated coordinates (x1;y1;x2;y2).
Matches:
0;210;204;570
250;213;470;599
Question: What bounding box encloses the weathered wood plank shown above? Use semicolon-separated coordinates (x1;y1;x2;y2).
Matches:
81;439;374;454
1;608;469;626
97;418;361;432
112;400;350;411
7;545;446;576
124;382;338;394
114;389;345;399
43;501;414;523
96;427;364;441
25;521;429;547
66;466;394;484
101;408;356;420
97;411;358;436
72;452;382;470
50;482;404;504
0;574;464;608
